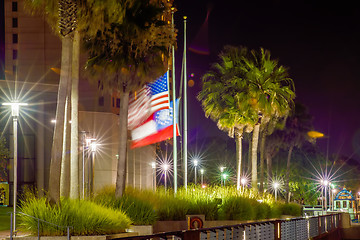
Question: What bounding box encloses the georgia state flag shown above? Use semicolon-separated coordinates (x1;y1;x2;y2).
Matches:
130;100;179;149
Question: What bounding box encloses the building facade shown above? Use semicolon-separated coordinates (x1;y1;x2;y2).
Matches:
0;0;156;203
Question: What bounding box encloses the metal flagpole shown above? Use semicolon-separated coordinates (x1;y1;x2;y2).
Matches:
183;16;188;190
171;8;177;194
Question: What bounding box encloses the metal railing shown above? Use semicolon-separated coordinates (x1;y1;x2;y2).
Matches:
10;212;72;240
115;213;341;240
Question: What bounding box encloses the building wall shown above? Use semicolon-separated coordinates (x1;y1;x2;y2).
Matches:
1;0;156;200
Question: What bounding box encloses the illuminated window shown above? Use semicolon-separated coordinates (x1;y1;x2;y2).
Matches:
349;201;352;208
336;201;340;208
343;201;347;208
12;34;18;44
12;2;17;12
12;18;18;28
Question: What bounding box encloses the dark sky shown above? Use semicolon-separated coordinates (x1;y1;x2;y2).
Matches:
174;0;360;161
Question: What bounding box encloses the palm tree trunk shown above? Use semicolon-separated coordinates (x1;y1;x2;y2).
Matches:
259;133;266;193
60;96;71;198
247;136;252;173
115;90;130;198
251;123;260;190
285;145;294;203
235;130;243;190
70;30;80;199
266;152;272;185
49;35;72;203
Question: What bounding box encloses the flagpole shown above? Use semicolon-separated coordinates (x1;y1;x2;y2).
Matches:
171;8;177;194
183;16;188;190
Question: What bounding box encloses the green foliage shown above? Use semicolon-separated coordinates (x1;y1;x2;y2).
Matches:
156;196;191;221
219;197;255;220
0;137;10;181
19;193;131;236
278;203;302;217
0;207;11;231
84;0;176;94
94;186;157;225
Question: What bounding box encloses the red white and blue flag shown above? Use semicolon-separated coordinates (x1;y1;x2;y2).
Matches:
131;99;179;149
128;72;169;130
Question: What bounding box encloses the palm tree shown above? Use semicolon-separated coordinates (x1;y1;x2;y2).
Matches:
198;46;258;190
280;102;313;202
238;48;296;190
25;0;127;202
84;0;175;198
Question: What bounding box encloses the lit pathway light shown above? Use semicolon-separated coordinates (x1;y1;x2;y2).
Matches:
3;101;27;232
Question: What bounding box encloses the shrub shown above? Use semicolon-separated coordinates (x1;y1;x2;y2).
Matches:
269;204;282;219
279;203;302;217
219;196;255;220
94;186;157;225
19;195;131;236
252;200;271;220
188;199;219;220
156;196;191;221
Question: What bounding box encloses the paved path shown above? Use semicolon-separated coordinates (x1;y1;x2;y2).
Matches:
0;230;31;240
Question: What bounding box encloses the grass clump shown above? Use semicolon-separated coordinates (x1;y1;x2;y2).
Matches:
19;194;131;236
0;207;11;231
278;202;302;217
94;186;157;225
219;196;255;220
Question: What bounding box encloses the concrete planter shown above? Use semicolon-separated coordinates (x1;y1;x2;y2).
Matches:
127;225;153;236
6;233;138;240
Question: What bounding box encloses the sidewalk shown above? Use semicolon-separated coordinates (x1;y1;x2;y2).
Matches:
0;230;31;240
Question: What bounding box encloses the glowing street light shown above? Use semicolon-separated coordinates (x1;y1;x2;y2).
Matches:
2;101;28;232
222;173;228;187
193;159;199;184
163;163;170;193
321;179;329;212
151;162;156;191
219;166;226;187
241;177;248;193
200;169;204;185
273;181;280;201
89;141;98;197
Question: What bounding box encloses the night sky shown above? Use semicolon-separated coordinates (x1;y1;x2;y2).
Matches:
174;0;360;161
0;1;359;160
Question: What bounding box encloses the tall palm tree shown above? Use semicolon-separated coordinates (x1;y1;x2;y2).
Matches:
280;102;313;202
238;48;296;189
198;46;258;190
84;0;175;198
25;0;127;202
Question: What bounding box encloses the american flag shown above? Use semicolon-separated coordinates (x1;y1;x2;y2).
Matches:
128;72;169;130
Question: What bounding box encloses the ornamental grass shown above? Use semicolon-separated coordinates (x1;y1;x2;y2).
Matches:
18;193;131;236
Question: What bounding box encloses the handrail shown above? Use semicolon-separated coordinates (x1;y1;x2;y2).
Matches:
10;211;72;240
115;213;341;240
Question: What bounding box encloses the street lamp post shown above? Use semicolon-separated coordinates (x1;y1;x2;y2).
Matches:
163;164;169;193
3;101;27;232
323;180;329;212
222;173;228;187
200;169;204;185
220;166;225;187
273;181;279;201
90;141;97;197
193;159;198;184
241;177;247;193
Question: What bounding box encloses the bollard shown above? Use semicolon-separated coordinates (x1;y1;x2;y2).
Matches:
67;227;70;240
10;213;13;240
